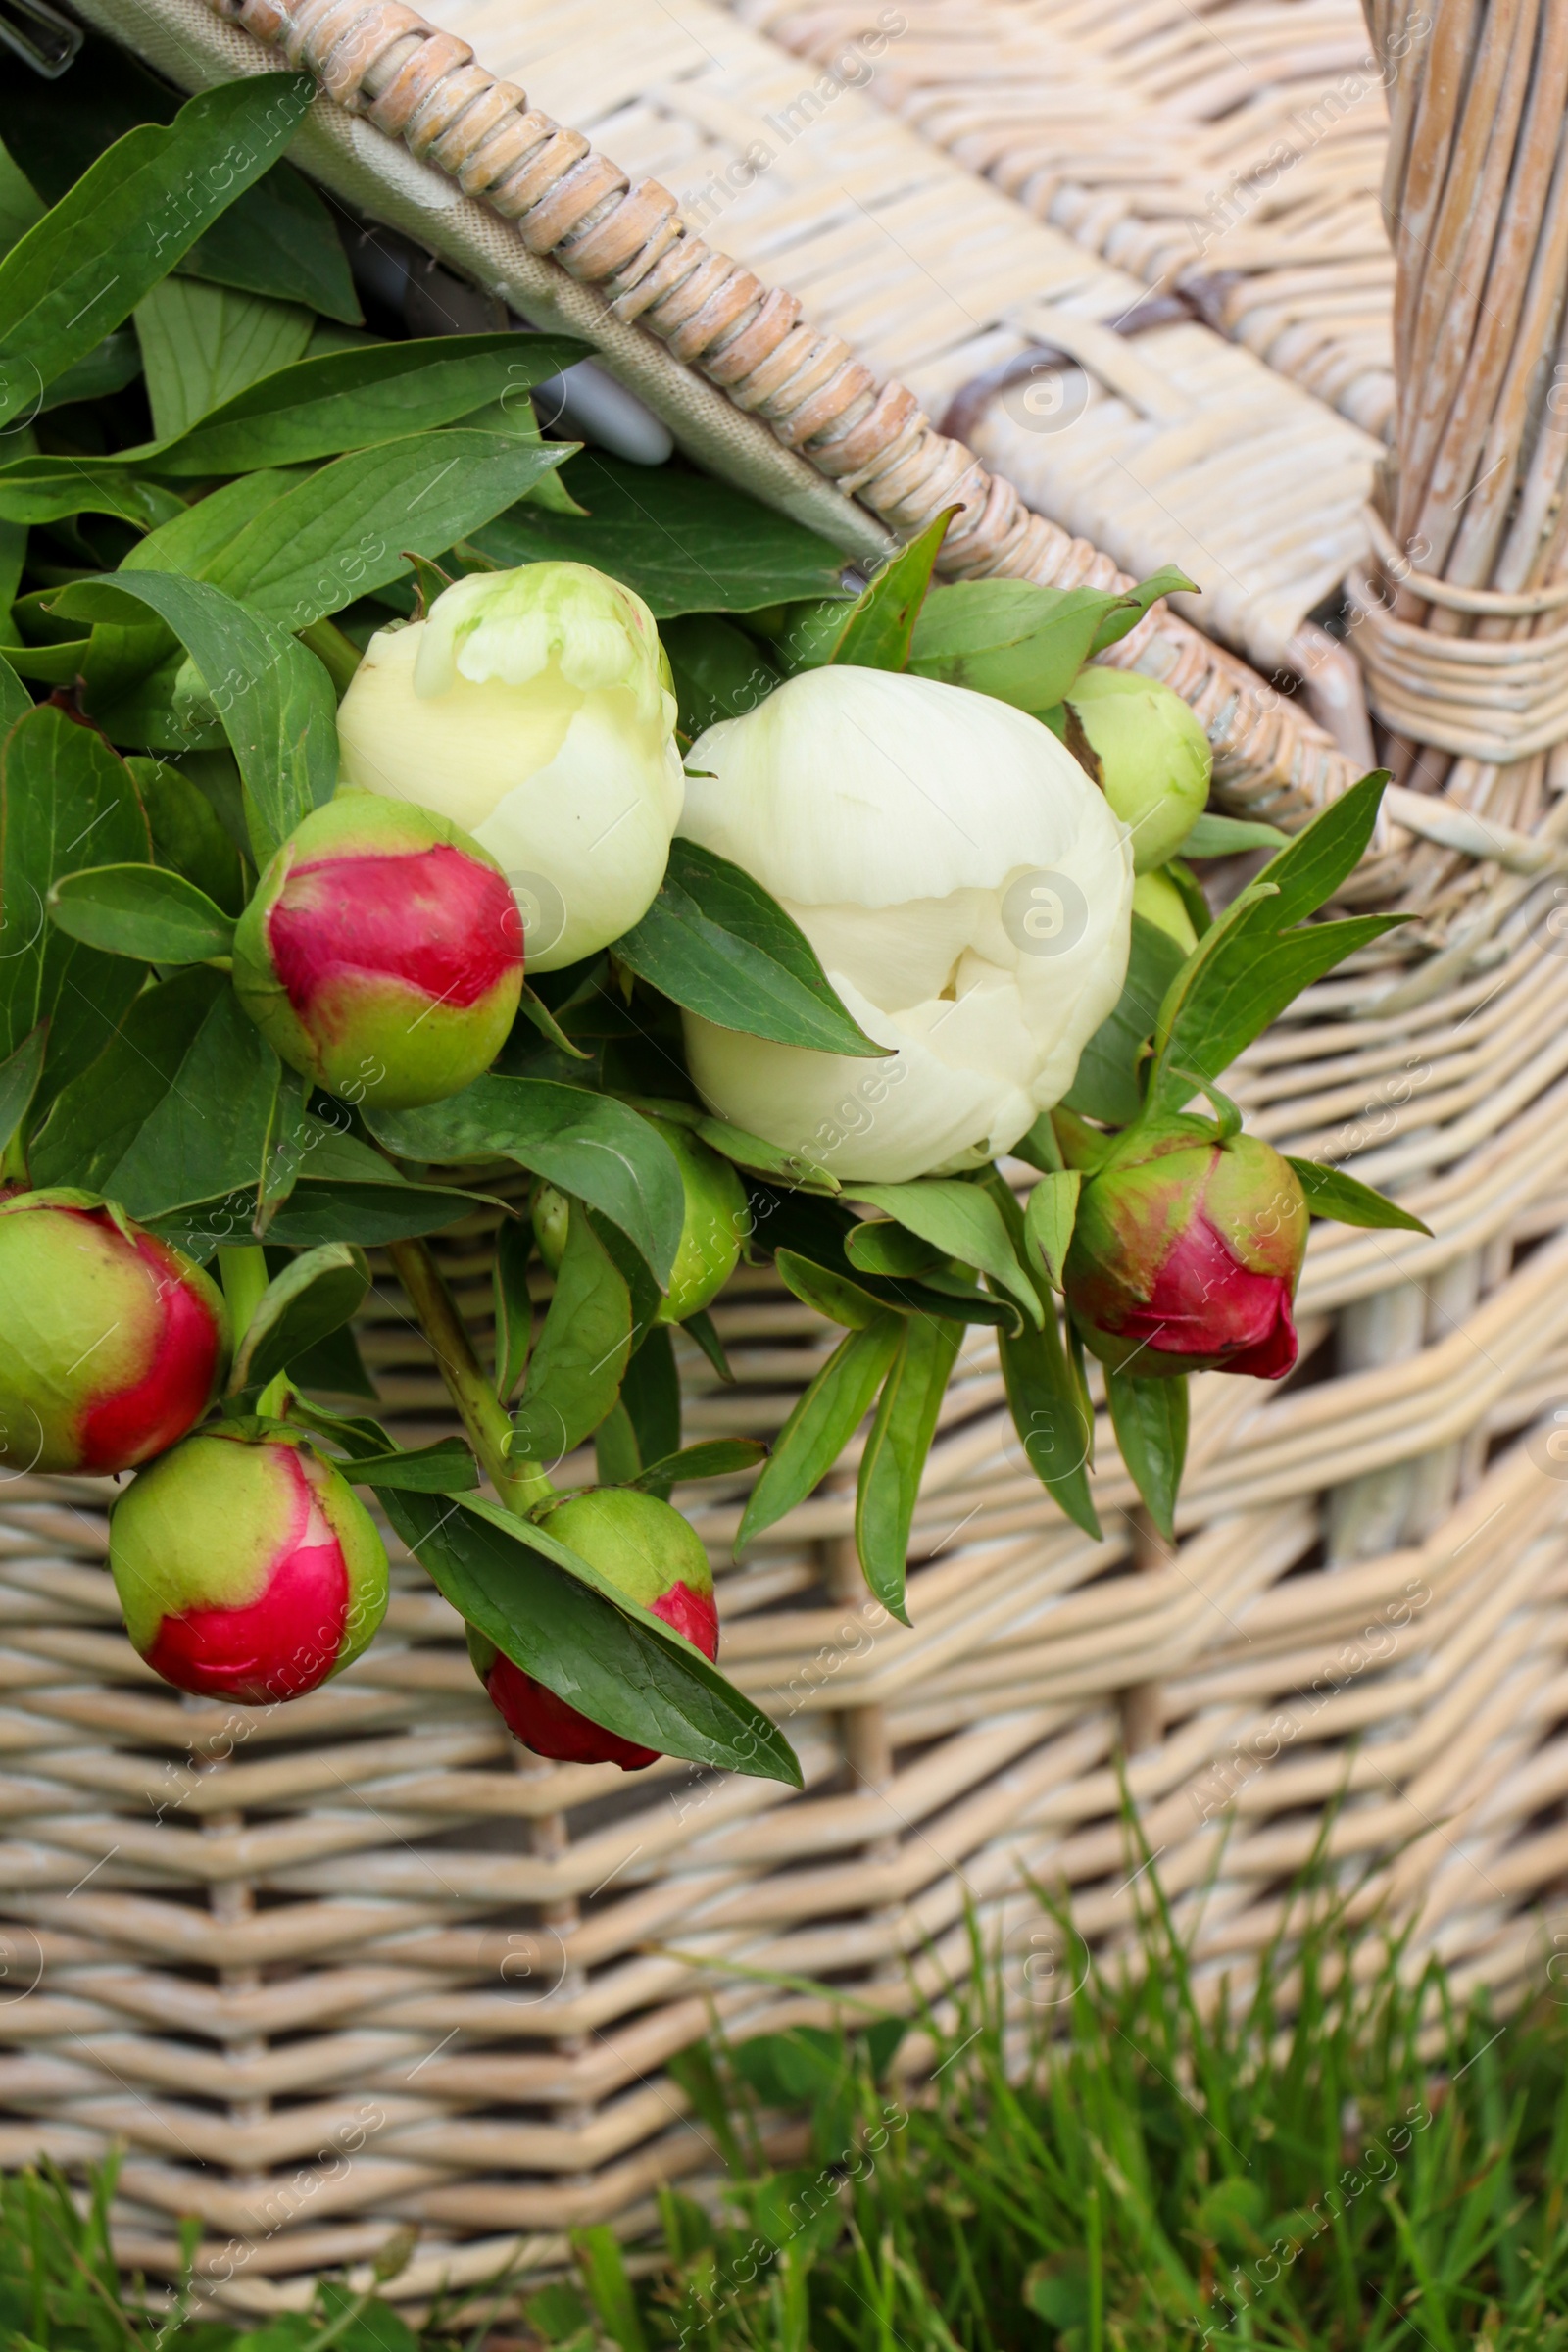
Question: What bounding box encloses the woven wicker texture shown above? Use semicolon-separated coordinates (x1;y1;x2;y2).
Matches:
5;904;1568;2312
405;0;1382;682
76;0;1368;833
734;0;1397;439
6;0;1568;2318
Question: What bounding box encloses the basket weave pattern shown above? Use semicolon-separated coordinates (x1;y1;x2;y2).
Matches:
5;0;1568;2317
4;916;1568;2307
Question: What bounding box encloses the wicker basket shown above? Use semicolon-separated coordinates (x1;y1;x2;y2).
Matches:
4;0;1568;2320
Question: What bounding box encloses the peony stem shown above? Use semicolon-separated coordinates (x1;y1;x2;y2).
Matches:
297;616;363;698
218;1246;270;1344
388;1237;552;1514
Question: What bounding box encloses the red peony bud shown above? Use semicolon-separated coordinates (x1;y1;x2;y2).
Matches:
1064;1126;1308;1379
0;1191;229;1475
110;1424;388;1703
232;793;523;1111
470;1488;718;1771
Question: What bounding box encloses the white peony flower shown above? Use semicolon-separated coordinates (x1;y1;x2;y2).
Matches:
335;562;684;971
679;665;1133;1183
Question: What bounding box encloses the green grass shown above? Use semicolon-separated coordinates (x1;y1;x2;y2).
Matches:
7;1859;1568;2351
558;1860;1568;2352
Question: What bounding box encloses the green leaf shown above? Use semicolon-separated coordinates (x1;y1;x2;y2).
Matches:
0;36;360;322
617;1324;681;1469
737;1314;903;1548
829;510;954;671
129;755;247;914
230;1242;371;1393
0;460;180;529
573;2227;650;2352
0;74;314;429
329;1436;478;1494
38;329;143;412
0;135;42;259
856;1312;962;1622
47;862;234;964
1062;912;1188;1127
511;1201;632;1463
51;571;336;859
469;453;851;616
999;1303;1101;1541
196;432;569;630
988;1175;1101;1539
662;612;782;739
775;1246;894;1332
492;1216;534;1402
765;1199;1021;1329
368;1077;684;1286
1023;1168;1081;1293
0;704;152;1107
0;651;24;730
1147;772;1401;1120
1105;1366;1188;1543
621;1438;765;1492
844;1219;942;1278
1180;811;1290;858
258;1177;486;1250
181;156;362;324
681;1306;732;1383
693;1114;839;1193
142;333;589;475
122;466;301;580
133;277;314;442
843;1178;1043;1328
1285;1156;1432;1235
390;1486;801;1783
0;1020;45;1159
29;969;279;1221
287;1318;377;1400
1090;565;1195;653
612;838;882;1056
907;566;1195;710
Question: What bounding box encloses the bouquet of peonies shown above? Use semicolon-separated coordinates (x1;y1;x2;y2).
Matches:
0;57;1425;1787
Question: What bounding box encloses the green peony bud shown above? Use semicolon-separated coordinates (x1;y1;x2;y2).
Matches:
1065;667;1211;873
110;1423;388;1703
650;1121;750;1324
1132;867;1199;954
0;1191;229;1475
232;793;523;1112
471;1487;717;1770
1065;1124;1308;1380
531;1181;570;1275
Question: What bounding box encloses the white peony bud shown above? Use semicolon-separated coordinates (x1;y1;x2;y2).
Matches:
678;666;1133;1183
335;562;684;971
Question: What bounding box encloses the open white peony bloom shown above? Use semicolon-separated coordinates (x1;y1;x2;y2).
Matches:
680;666;1134;1183
336;562;684;971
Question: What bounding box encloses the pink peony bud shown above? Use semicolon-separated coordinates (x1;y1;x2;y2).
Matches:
0;1191;230;1475
232;793;523;1111
110;1424;388;1703
1064;1127;1308;1379
470;1488;718;1770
